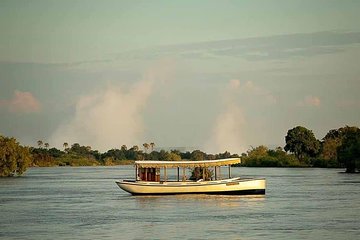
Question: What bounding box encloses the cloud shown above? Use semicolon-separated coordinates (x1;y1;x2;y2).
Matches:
49;59;175;151
7;31;357;69
204;80;248;154
0;90;41;113
336;99;360;108
243;80;277;104
49;81;152;151
297;96;321;107
205;79;278;154
114;31;360;61
225;79;277;105
205;103;247;154
228;79;240;89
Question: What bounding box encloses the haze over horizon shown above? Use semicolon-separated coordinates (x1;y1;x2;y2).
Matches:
1;0;360;154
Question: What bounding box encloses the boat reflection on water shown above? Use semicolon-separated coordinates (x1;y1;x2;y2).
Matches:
134;194;265;209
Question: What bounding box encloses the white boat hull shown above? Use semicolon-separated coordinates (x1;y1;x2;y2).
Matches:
116;178;266;195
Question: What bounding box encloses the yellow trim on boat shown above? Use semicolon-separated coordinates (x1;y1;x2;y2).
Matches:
134;158;241;168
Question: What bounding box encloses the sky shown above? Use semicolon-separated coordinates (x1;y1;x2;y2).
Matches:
1;0;360;154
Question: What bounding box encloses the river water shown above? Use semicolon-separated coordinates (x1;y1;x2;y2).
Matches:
0;166;359;240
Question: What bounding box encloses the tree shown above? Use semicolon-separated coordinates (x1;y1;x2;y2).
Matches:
247;145;268;158
143;143;150;153
150;142;155;152
321;126;360;161
169;152;181;161
1;135;33;177
63;142;69;151
102;149;126;161
124;146;142;160
190;150;206;161
180;151;191;159
337;129;360;173
157;150;180;161
37;140;43;148
216;151;231;159
158;150;168;160
189;150;210;180
121;145;127;151
132;145;139;152
149;150;160;160
190;167;213;181
284;126;320;164
44;143;49;149
321;137;342;160
242;145;286;167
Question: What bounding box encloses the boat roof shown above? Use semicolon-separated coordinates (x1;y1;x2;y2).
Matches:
134;158;241;168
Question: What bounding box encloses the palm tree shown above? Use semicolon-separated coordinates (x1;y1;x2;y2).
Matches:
44;143;49;149
121;145;127;151
150;142;155;152
63;142;68;150
143;143;149;153
37;140;43;148
63;142;69;154
132;145;139;152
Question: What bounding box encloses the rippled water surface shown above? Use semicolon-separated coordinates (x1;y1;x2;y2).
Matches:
1;167;359;239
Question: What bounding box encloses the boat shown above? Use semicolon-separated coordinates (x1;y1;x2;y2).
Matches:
116;158;266;195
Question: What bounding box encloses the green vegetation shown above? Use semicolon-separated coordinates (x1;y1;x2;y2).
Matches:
1;125;360;177
336;127;360;173
282;125;360;171
188;150;214;181
31;143;101;167
0;135;32;176
284;126;320;165
240;146;302;167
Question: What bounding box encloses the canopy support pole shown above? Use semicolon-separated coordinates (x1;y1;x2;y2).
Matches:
214;166;217;180
228;165;231;179
182;167;186;181
164;167;167;182
135;165;138;180
177;167;180;182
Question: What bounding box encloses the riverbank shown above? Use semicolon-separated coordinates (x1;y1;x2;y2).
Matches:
32;157;135;167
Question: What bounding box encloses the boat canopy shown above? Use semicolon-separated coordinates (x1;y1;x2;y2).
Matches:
135;158;241;168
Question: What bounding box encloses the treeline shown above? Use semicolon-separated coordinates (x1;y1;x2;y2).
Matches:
242;125;360;173
28;124;360;173
31;142;240;167
1;125;359;177
0;135;32;177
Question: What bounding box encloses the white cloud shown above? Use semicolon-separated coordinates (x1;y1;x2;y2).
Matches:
49;59;175;151
336;99;360;108
204;80;248;154
224;79;277;105
204;103;247;154
297;96;321;107
49;81;152;151
228;79;240;89
204;79;278;154
0;90;41;113
243;80;277;104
